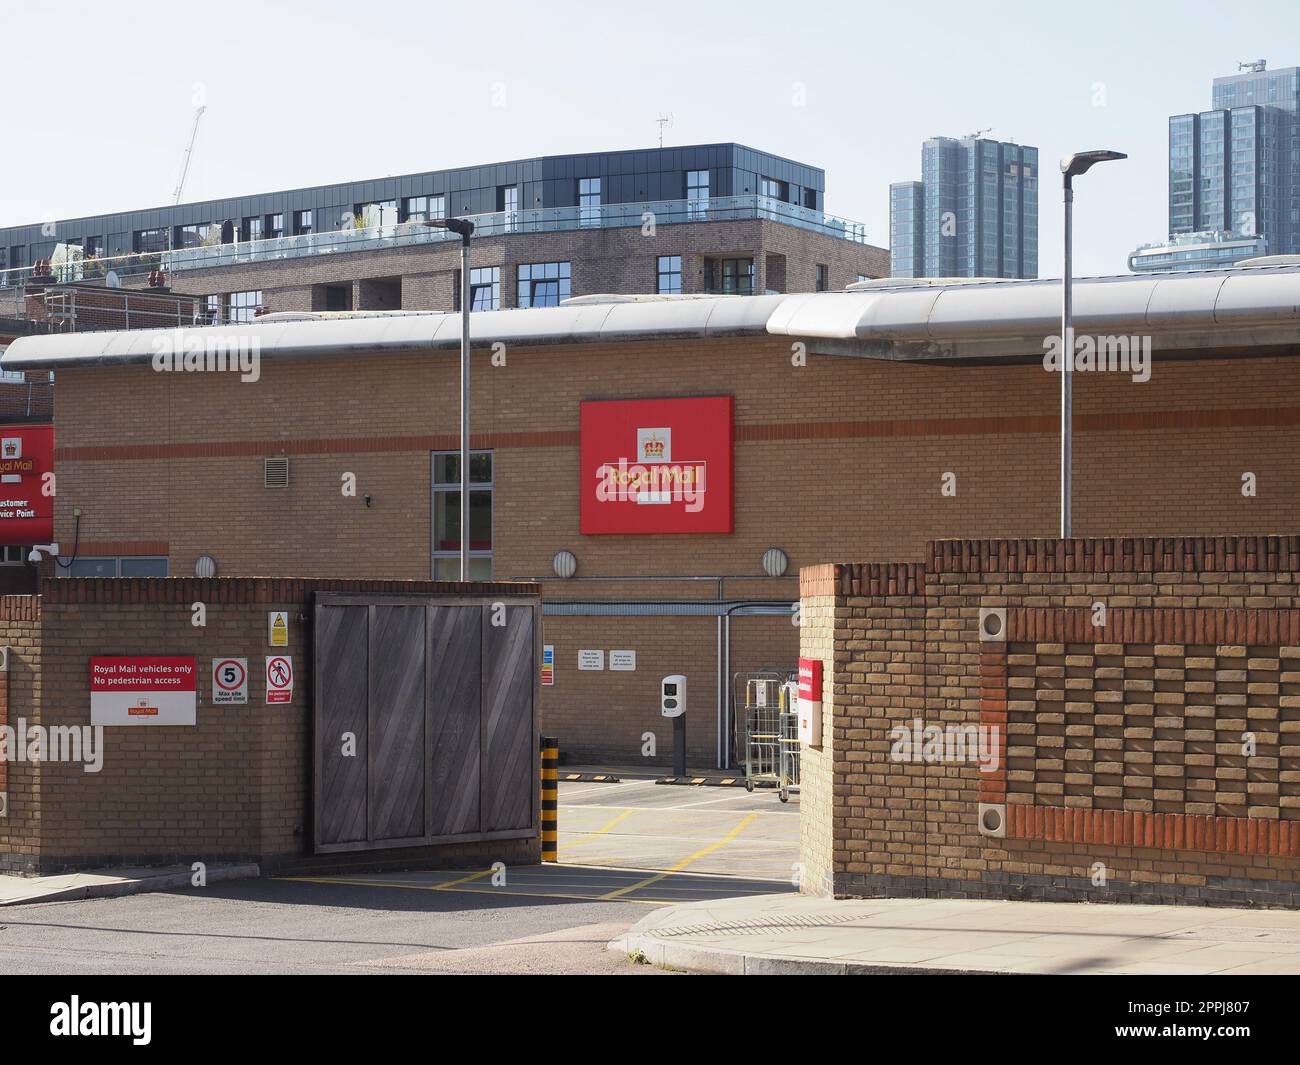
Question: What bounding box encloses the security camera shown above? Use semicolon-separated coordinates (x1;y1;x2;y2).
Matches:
28;543;59;563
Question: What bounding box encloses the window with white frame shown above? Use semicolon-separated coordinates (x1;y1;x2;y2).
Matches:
431;450;493;580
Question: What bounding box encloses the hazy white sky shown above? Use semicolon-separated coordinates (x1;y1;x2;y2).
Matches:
2;0;1295;276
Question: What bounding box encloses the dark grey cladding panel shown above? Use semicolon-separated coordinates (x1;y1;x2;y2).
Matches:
480;603;535;832
428;605;481;836
369;605;426;842
316;605;369;845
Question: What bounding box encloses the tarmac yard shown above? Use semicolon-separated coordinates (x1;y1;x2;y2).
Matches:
0;767;798;974
555;771;801;884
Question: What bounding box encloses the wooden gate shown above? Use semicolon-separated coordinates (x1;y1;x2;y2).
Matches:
313;593;538;853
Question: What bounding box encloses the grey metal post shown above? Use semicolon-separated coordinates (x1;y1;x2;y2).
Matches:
1061;177;1073;539
459;232;471;581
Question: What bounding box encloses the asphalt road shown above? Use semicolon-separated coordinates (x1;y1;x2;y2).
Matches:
0;774;798;975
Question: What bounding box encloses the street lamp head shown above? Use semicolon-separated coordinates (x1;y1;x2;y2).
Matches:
424;216;475;240
1061;149;1127;180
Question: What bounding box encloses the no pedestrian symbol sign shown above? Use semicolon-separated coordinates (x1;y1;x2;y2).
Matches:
265;656;294;704
211;657;248;705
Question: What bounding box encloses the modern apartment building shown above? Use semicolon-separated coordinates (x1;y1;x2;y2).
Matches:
1133;61;1300;272
889;135;1039;279
0;143;887;324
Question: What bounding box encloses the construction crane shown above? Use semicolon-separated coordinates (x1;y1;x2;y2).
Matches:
966;126;993;140
172;105;207;205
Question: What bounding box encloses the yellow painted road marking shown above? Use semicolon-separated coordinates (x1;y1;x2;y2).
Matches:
600;813;758;900
557;808;636;852
275;874;664;906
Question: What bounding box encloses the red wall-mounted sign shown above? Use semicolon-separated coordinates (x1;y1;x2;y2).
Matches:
0;424;53;545
579;396;733;534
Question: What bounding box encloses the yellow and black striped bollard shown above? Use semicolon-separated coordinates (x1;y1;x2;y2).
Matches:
540;736;558;862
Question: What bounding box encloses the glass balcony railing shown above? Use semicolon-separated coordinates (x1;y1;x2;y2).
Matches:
0;195;871;291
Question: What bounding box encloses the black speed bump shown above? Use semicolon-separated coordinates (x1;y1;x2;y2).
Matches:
654;775;745;787
560;773;623;783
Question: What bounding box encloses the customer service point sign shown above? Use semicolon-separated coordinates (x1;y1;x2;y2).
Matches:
90;657;198;726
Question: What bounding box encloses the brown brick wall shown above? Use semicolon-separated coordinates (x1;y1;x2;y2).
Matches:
42;336;1300;761
800;536;1300;909
0;576;540;875
122;219;888;313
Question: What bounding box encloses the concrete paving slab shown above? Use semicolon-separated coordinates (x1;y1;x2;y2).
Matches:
0;863;259;906
611;893;1300;975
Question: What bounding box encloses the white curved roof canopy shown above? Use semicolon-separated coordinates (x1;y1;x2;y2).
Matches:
4;267;1299;371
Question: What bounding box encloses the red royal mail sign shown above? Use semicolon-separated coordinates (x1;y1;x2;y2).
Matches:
579;396;733;534
0;424;53;545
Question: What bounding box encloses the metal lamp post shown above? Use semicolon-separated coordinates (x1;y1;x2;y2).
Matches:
426;216;476;579
1059;150;1126;538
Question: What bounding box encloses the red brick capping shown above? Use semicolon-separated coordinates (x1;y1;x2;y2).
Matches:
797;562;926;598
1007;606;1300;644
931;535;1300;575
979;649;1008;804
0;595;40;621
1007;804;1300;857
40;577;540;605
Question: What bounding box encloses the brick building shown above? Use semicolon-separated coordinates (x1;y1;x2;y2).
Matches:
4;263;1300;766
0;143;888;323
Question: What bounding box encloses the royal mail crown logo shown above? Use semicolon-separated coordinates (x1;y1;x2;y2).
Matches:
636;426;671;463
2;439;18;459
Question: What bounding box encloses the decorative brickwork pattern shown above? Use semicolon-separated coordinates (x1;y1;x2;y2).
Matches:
800;537;1300;909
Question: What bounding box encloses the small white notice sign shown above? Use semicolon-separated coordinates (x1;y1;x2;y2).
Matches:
609;650;636;671
578;649;605;671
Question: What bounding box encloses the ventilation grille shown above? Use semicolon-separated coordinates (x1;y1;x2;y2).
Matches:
264;456;290;489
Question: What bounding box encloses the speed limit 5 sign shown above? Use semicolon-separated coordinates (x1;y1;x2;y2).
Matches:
211;657;249;705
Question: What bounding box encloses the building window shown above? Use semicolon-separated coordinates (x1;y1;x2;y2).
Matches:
268;213;285;238
517;261;571;307
293;210;313;236
759;177;787;201
706;257;754;295
687;170;709;218
242;217;264;241
468;267;500;311
0;545;29;564
85;235;104;258
205;294;222;325
228;290;263;323
404;194;445;223
657;255;682;295
176;223;215;249
134;228;168;253
815;264;829;291
499;186;518;231
355;200;397;228
579;178;601;226
63;556;169;578
432;450;493;580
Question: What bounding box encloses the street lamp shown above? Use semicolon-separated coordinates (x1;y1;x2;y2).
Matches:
1059;150;1126;538
425;216;476;579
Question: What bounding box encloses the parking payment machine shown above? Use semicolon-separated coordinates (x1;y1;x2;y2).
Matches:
661;674;687;777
